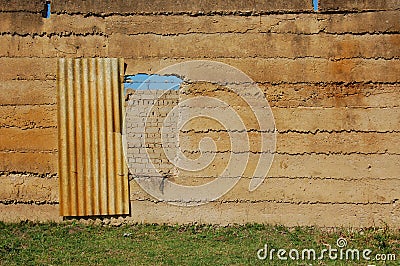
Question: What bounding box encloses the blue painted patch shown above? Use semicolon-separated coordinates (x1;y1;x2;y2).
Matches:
124;74;183;91
313;0;318;11
44;1;51;18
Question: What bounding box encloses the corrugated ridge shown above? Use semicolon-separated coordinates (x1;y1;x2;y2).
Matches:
58;58;129;217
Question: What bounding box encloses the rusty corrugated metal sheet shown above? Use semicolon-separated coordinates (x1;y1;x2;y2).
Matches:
57;58;129;217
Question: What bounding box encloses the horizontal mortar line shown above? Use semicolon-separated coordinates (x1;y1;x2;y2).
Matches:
318;31;400;36
1;8;397;16
11;78;57;81
278;129;400;134
316;9;400;15
0;55;400;65
218;200;397;205
0;171;58;178
268;105;400;109
0;103;56;107
180;129;400;134
0;56;108;59
179;84;400;90
0;150;58;154
51;9;400;17
272;104;399;108
178;91;400;97
266;176;400;181
269;105;400;110
1;29;397;39
0;9;397;17
0;126;57;130
117;31;400;36
256;81;400;85
180;150;400;156
0;80;56;83
330;56;400;61
0;200;59;205
179;91;400;97
281;91;400;97
178;84;400;89
121;55;400;61
0;31;108;37
131;198;396;205
138;96;400;103
130;175;400;181
177;89;400;96
272;105;400;110
2;8;396;15
176;105;400;109
3;55;399;61
177;100;400;107
274;130;400;134
51;10;320;18
0;10;42;14
130;175;245;180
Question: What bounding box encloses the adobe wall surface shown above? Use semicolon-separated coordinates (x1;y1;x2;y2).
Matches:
0;0;399;227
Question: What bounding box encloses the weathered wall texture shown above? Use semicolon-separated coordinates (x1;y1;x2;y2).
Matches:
0;0;399;227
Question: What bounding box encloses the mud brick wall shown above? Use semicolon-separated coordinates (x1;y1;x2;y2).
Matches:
126;89;179;177
0;0;399;226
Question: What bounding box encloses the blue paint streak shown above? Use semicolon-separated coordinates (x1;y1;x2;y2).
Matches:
45;2;51;18
313;0;318;11
124;74;183;91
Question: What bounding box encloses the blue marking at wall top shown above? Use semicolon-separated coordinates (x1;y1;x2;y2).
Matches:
124;74;183;91
44;1;51;18
313;0;318;11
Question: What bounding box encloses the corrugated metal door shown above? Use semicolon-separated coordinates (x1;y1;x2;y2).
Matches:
57;58;129;217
